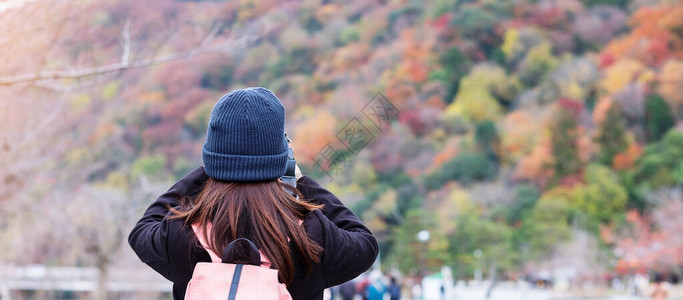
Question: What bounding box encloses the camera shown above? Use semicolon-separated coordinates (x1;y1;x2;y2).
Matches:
280;133;297;189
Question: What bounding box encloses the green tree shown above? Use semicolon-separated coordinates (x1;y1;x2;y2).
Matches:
645;94;676;142
184;100;215;135
444;64;521;123
672;163;683;185
506;185;541;226
573;164;628;224
423;152;497;190
550;101;582;182
580;0;631;8
521;196;572;258
475;120;500;162
475;120;498;148
518;42;559;87
131;155;167;180
437;47;471;104
388;209;449;275
633;151;673;188
452;7;496;39
661;129;683;164
596;105;628;165
448;212;514;281
633;130;683;188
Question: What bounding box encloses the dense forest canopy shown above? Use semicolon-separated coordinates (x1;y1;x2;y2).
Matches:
1;0;683;291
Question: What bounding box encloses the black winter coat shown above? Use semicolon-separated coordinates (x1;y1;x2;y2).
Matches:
128;166;379;300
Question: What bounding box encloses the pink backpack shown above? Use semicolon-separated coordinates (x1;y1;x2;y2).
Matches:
185;225;292;300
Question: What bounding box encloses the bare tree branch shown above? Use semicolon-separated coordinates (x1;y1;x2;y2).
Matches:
0;17;279;87
201;21;223;47
121;16;131;66
0;37;249;85
31;76;107;93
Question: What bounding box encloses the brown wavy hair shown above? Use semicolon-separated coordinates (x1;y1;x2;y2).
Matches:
171;179;322;284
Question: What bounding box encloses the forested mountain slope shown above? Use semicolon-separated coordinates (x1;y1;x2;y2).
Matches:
1;0;682;284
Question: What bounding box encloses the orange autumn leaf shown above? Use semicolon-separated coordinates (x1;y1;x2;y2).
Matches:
332;43;371;72
139;91;166;104
315;3;340;25
87;123;116;146
657;59;683;107
291;111;338;165
593;97;613;125
430;138;460;171
406;60;429;83
513;136;554;186
576;127;596;163
501;110;539;162
400;29;436;59
602;4;683;66
600;224;614;244
384;81;417;108
613;143;643;170
425;95;446;109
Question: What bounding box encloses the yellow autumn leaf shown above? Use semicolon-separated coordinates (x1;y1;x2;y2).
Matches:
600;59;646;94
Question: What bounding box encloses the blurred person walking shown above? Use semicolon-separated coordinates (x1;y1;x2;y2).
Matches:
366;270;386;300
357;275;370;300
128;87;379;300
388;276;401;300
339;280;357;300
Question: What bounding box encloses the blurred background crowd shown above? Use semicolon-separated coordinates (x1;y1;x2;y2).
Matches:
1;0;683;299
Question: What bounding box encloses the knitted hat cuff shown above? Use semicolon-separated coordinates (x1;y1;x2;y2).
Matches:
202;145;288;182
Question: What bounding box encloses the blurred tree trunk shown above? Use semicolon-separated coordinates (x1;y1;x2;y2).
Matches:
95;256;110;300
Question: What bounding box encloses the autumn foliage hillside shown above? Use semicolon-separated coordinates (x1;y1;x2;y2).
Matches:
2;0;683;285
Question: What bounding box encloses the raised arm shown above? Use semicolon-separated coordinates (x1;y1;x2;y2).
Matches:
296;176;379;287
128;166;208;280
